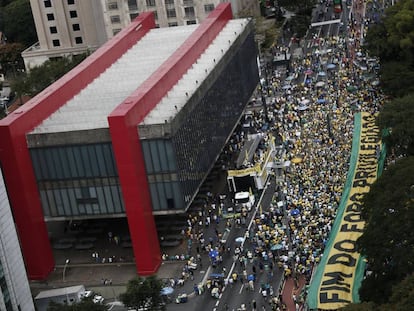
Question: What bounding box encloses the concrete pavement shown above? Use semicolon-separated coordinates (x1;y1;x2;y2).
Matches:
29;244;215;310
30;171;229;306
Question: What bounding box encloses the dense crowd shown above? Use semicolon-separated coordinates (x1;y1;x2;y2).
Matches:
174;1;386;309
241;3;384;310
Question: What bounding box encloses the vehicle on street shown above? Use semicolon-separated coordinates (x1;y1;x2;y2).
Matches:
175;293;188;303
333;0;343;13
93;295;105;304
234;191;255;211
81;290;94;298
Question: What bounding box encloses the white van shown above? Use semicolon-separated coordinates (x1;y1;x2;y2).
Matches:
234;191;255;211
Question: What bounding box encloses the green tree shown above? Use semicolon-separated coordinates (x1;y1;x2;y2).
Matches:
357;156;414;304
377;94;414;156
0;42;25;77
382;0;414;58
120;276;165;311
278;0;316;12
379;61;414;97
0;0;15;7
0;42;24;64
365;0;414;61
379;273;414;311
364;0;414;96
363;22;390;58
339;301;377;311
339;274;414;310
3;0;37;46
10;54;88;98
9;73;27;106
289;14;311;38
277;0;315;39
0;0;14;30
47;297;108;311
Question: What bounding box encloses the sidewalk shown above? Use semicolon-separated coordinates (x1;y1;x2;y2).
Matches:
30;170;229;302
281;275;306;311
29;258;203;302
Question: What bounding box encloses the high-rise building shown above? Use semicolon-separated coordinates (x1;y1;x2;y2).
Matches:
0;169;35;311
2;3;259;279
22;0;259;69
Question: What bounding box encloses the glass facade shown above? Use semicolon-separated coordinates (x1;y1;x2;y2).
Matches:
145;31;259;211
30;143;125;217
141;139;182;211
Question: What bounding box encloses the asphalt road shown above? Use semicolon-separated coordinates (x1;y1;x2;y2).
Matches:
164;175;281;311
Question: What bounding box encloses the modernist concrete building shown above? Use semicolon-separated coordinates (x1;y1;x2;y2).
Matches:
0;3;259;279
22;0;259;69
0;169;35;311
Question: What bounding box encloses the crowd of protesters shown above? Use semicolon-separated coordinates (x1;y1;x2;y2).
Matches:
169;0;387;309
238;1;384;309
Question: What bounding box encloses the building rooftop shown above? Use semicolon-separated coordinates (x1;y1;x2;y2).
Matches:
31;18;250;134
142;18;250;125
31;25;197;134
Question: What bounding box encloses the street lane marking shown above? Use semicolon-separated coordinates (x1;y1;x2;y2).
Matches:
239;284;244;294
311;19;341;27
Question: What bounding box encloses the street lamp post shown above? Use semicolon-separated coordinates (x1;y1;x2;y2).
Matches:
62;259;70;282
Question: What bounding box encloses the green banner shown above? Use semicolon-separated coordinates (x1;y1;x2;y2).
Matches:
307;112;381;310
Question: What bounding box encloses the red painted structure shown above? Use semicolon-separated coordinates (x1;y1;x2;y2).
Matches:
0;12;154;279
108;3;233;274
0;4;233;279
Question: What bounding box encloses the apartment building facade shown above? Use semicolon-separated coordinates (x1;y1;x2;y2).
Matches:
0;169;35;311
22;0;259;70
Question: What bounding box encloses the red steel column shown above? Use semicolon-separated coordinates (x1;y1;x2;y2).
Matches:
0;13;155;279
108;113;162;274
109;3;233;274
0;127;54;280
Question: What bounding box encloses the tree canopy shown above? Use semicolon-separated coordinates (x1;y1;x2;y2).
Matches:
278;0;315;39
380;273;414;311
339;301;377;311
377;93;414;157
340;274;414;310
10;54;88;99
365;0;414;62
0;42;25;77
357;156;414;304
379;61;414;97
120;276;165;311
2;0;37;46
0;42;24;64
364;0;414;97
278;0;316;13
